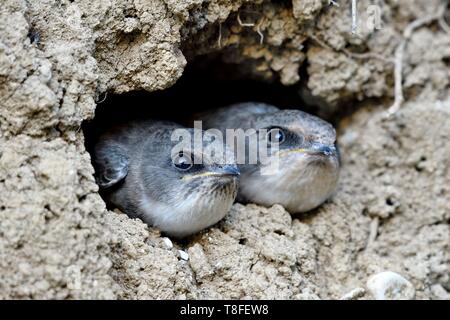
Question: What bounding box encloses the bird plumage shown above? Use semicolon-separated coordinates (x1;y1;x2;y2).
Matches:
195;102;340;213
92;119;239;237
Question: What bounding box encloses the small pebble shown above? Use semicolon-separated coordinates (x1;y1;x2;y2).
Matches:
179;250;189;261
162;237;173;249
430;284;450;300
340;287;366;300
366;271;415;300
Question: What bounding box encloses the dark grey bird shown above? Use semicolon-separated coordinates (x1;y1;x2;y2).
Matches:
196;102;340;213
92;120;239;238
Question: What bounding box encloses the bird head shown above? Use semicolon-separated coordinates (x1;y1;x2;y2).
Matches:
139;128;239;208
236;109;340;213
251;109;340;172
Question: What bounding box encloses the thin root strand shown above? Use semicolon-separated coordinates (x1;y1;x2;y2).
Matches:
386;2;448;117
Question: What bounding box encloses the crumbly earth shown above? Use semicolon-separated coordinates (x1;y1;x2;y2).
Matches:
0;0;449;299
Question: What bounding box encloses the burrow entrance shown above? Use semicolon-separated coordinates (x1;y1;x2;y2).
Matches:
82;53;355;217
83;54;346;148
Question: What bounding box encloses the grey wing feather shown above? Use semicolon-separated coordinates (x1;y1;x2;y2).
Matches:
93;143;129;189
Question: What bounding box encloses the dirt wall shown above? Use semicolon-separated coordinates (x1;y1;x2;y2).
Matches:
0;0;449;299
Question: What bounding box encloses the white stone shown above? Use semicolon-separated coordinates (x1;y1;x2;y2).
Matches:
162;237;173;249
179;250;189;261
366;271;415;300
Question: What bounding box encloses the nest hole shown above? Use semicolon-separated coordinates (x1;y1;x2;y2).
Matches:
83;55;339;213
84;56;324;150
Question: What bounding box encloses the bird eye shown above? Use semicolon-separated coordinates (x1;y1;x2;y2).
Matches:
267;127;285;145
172;151;193;171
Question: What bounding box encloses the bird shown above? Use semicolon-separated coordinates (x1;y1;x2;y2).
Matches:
92;119;240;238
195;102;340;213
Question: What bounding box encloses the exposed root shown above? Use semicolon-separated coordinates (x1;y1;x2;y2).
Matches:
351;0;358;35
308;2;448;118
237;12;265;45
237;12;256;27
95;91;108;104
386;2;448;117
217;22;222;48
439;14;450;34
329;0;340;7
386;43;405;116
256;17;265;45
340;287;366;300
365;217;379;250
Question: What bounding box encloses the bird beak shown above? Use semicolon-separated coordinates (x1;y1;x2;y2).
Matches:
216;165;241;177
278;144;336;157
182;165;240;180
308;143;337;156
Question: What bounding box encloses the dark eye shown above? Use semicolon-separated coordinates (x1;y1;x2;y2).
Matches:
172;151;193;171
267;127;285;144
